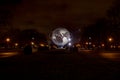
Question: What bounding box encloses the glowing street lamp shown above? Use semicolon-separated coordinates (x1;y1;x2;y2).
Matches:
68;42;72;46
15;43;18;46
68;38;71;42
108;37;113;42
6;38;10;48
101;44;105;47
6;38;10;42
85;42;88;45
40;43;45;47
31;42;35;45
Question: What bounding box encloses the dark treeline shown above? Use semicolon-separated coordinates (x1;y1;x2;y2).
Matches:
82;0;120;46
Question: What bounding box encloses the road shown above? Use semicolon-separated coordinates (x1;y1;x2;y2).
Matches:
99;51;120;61
0;50;120;80
79;49;120;61
0;49;120;61
0;52;20;58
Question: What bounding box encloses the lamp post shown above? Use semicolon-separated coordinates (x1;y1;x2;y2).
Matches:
108;37;113;42
108;37;113;49
15;43;18;48
31;41;35;46
6;38;10;48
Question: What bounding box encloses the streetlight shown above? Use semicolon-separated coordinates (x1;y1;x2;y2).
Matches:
108;37;113;42
40;43;45;47
85;42;88;45
68;42;72;46
6;38;10;42
101;44;105;47
6;38;10;48
15;43;18;47
108;37;113;49
68;38;71;42
31;41;35;45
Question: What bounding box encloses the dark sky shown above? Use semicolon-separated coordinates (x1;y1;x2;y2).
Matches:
0;0;115;34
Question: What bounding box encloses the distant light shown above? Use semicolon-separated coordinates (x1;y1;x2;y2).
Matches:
111;45;116;48
31;42;34;45
86;42;88;45
93;45;95;47
76;44;80;47
89;37;91;39
110;45;113;48
89;42;92;45
15;43;18;46
68;43;71;46
108;37;113;42
40;44;45;47
101;44;105;47
6;38;10;42
68;38;71;41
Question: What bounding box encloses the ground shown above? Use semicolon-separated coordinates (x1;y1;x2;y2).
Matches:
0;49;120;80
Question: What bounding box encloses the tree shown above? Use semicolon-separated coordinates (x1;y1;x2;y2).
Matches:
18;29;47;46
106;0;120;44
82;18;107;46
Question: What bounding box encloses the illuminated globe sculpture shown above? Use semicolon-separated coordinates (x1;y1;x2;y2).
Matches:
51;28;71;48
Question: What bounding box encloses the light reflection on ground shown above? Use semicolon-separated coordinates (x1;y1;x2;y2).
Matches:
100;52;120;61
0;52;18;58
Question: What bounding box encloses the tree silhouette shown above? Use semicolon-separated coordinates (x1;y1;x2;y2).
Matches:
106;0;120;44
18;29;47;46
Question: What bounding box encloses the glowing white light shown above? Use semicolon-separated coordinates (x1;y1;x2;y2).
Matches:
68;38;71;41
68;43;71;46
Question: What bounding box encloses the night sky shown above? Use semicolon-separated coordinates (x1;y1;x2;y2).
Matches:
0;0;114;34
